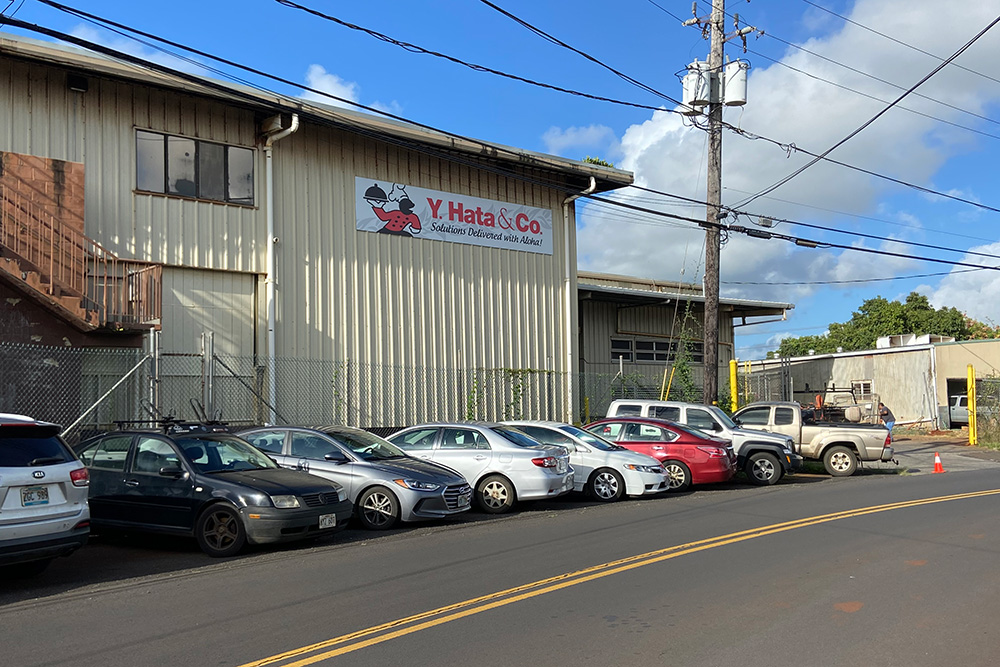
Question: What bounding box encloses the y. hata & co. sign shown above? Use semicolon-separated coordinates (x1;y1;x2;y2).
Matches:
355;177;553;255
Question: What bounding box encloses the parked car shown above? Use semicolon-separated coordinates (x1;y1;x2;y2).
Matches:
584;417;736;491
387;423;574;514
502;420;668;501
0;414;90;576
74;424;353;557
606;399;800;485
238;425;472;530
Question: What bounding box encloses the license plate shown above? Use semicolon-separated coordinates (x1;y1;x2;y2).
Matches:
21;485;49;507
458;493;471;507
319;513;336;529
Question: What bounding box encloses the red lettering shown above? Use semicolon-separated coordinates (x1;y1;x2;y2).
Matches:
530;219;541;234
448;201;463;222
464;208;476;224
427;198;443;219
475;207;484;225
516;212;530;232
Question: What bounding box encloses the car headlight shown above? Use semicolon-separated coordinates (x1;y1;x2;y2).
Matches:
271;495;300;509
624;463;663;473
393;478;441;491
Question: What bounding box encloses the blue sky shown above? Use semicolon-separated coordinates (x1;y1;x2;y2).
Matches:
4;0;1000;359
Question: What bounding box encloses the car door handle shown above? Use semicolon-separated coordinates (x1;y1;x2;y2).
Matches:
652;446;665;451
416;454;431;459
124;479;139;487
474;455;488;461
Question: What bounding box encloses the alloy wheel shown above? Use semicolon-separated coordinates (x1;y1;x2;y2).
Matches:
593;471;620;500
362;491;395;528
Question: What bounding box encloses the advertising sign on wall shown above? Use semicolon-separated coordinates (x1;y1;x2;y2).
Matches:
355;177;553;255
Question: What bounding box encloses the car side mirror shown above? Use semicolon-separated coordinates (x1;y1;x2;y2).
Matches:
324;452;348;463
711;422;723;431
158;465;186;478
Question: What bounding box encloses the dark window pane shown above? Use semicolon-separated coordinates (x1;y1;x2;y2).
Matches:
198;141;225;201
775;408;795;426
610;339;632;351
136;131;164;193
227;146;254;204
167;136;196;197
636;352;655;361
612;352;633;361
655;342;671;351
636;341;654;351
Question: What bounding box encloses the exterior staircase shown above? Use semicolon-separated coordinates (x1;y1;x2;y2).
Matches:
0;181;161;332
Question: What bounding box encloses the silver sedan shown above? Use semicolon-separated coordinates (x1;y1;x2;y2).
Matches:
239;426;472;530
388;423;574;514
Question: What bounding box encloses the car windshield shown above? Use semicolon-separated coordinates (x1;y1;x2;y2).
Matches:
178;436;278;473
326;429;407;461
558;424;617;451
493;426;545;449
0;425;73;466
707;406;738;429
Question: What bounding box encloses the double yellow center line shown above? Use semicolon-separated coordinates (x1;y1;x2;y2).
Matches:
241;488;1000;667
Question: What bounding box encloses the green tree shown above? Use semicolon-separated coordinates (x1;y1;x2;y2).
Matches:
776;292;981;357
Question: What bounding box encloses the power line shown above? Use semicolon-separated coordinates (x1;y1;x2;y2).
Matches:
625;184;1000;262
475;0;686;107
799;0;1000;87
721;187;998;245
722;268;981;286
736;13;1000;208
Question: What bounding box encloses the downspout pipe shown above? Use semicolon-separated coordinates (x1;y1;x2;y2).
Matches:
262;113;299;424
562;176;597;423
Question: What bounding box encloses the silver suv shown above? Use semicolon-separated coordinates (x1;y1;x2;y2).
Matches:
0;414;90;575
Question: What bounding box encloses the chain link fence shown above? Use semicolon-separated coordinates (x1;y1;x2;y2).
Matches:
0;342;565;440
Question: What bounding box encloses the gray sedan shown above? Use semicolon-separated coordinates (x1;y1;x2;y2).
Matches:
239;426;472;530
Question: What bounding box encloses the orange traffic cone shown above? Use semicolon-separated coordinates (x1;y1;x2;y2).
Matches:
933;452;946;474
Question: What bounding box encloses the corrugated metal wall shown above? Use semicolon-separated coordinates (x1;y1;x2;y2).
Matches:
271;124;570;374
160;267;257;355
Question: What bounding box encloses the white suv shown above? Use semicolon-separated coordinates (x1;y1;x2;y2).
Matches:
0;414;90;575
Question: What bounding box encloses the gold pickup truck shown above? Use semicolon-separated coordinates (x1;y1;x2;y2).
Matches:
733;401;895;476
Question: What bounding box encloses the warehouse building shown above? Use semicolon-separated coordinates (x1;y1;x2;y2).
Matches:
0;32;636;429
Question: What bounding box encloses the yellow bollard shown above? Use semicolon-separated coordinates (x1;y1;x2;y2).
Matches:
730;359;738;412
968;364;978;446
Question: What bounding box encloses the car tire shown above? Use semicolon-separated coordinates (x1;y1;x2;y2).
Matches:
664;460;692;491
746;452;783;486
588;468;625;502
476;475;516;514
357;486;401;530
195;504;247;557
823;445;858;477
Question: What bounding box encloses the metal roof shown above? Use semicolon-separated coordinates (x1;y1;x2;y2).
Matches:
0;32;633;194
577;282;794;316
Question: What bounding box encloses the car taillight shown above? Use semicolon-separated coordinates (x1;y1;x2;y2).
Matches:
70;467;90;487
884;434;891;446
531;456;558;468
696;446;727;458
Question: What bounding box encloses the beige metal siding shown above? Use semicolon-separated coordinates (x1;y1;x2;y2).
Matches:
0;58;262;272
160;267;257;356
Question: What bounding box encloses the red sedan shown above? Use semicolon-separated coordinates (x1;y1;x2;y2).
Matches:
584;417;736;491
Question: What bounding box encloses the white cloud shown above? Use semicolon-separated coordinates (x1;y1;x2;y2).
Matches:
923;242;1000;322
301;64;361;108
577;0;1000;303
542;124;621;162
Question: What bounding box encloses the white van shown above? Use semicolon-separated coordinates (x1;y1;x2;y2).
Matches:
605;399;801;485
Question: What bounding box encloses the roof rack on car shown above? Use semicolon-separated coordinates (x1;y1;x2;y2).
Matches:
113;399;240;435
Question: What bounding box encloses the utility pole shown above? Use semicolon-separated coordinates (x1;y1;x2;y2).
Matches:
703;0;724;407
681;1;759;406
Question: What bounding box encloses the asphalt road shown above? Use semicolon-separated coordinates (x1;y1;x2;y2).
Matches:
3;461;1000;667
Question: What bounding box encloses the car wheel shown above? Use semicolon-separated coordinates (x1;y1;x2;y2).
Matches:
823;445;858;477
588;468;625;502
664;460;692;491
195;504;247;557
746;452;783;486
476;475;515;513
357;486;401;530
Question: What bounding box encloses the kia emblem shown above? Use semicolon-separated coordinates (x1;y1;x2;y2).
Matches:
32;470;45;479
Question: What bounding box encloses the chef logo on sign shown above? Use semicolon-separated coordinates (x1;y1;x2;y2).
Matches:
364;182;421;237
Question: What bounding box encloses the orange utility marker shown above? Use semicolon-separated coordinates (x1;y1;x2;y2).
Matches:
933;452;946;474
